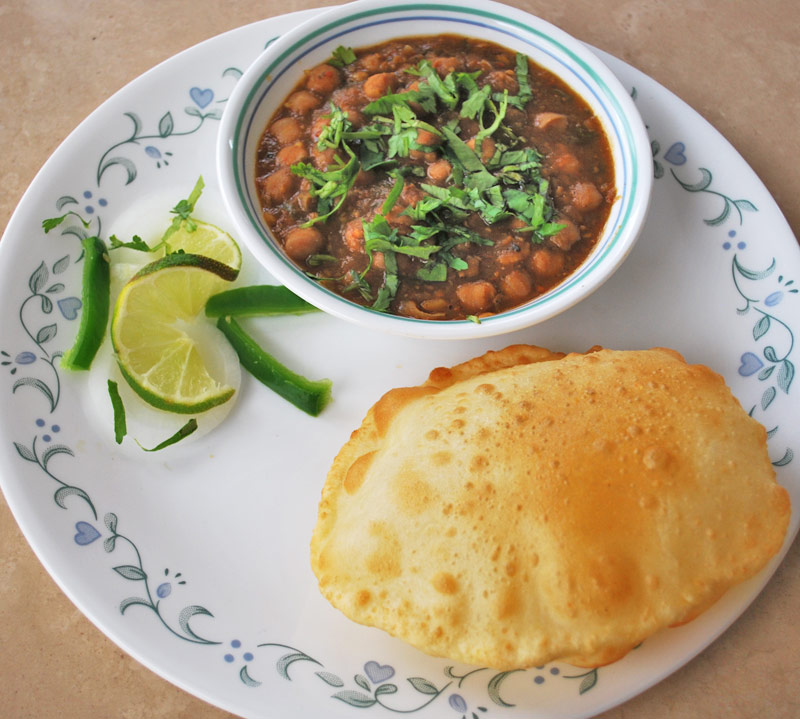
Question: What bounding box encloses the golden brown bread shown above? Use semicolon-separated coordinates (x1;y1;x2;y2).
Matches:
310;345;791;669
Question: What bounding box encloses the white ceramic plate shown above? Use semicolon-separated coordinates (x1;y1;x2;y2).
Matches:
0;9;797;719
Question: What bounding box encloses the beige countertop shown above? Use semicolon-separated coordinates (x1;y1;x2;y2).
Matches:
1;1;798;717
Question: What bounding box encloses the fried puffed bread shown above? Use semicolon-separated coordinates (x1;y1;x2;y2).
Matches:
310;346;790;669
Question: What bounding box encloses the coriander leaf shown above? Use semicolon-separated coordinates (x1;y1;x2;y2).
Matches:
363;92;415;115
109;234;151;252
328;46;356;68
515;52;533;101
402;196;443;220
407;224;443;242
463;169;498;193
475;90;508;142
446;255;469;271
306;253;337;266
359;141;394;172
367;238;440;260
363;213;397;242
42;211;91;233
158;176;205;247
414;60;459;109
341;269;373;301
416;262;447;281
538;221;567;237
460;83;491;120
380;173;405;215
419;183;471;210
292;145;360;226
316;106;344;149
441;126;486;173
455;71;481;94
387;127;419;158
371;251;399;311
500;54;534;110
173;175;205;220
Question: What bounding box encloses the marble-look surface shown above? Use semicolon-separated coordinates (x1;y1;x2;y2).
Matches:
1;1;798;717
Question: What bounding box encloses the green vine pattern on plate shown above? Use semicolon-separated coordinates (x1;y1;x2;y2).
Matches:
219;642;598;716
3;48;603;714
4;63;797;719
646;96;795;466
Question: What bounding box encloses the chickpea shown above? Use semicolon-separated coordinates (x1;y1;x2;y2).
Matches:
343;107;365;127
360;53;383;73
426;159;452;184
284;226;324;262
400;80;424;113
306;64;341;95
457;255;481;279
259;167;297;204
485;69;519;93
570;182;604;211
275;141;308;167
284;90;323;114
456;280;496;314
397;300;446;320
416;128;441;147
343;219;365;253
401;183;425;207
363;72;398;99
312;145;338;170
269;116;302;145
296;190;315;213
500;269;533;300
467;58;493;74
466;135;495;163
420;298;449;313
534;112;568;132
432;56;460;77
497;248;525;265
386;205;413;228
531;248;566;278
549;218;581;250
311;115;330;140
549;148;581;175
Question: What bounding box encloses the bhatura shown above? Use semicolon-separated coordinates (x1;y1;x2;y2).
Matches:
310;345;790;669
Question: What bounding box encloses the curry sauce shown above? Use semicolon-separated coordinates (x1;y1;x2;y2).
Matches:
255;35;615;320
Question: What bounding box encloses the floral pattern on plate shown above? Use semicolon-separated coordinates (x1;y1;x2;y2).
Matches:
0;11;797;719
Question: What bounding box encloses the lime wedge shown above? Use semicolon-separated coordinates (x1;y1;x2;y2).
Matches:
110;253;239;413
163;219;242;272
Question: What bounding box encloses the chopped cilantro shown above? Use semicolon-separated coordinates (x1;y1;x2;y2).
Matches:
109;234;151;252
286;52;563;312
328;46;357;68
42;210;92;234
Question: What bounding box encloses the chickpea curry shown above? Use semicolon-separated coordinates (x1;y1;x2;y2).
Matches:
255;36;615;321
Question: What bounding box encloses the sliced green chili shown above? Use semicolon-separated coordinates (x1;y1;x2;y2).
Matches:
216;316;332;416
205;285;319;318
61;235;110;371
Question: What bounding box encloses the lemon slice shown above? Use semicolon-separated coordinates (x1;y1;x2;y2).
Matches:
163;219;242;271
111;253;239;413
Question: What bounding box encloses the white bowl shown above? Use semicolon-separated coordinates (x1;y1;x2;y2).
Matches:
217;0;653;339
